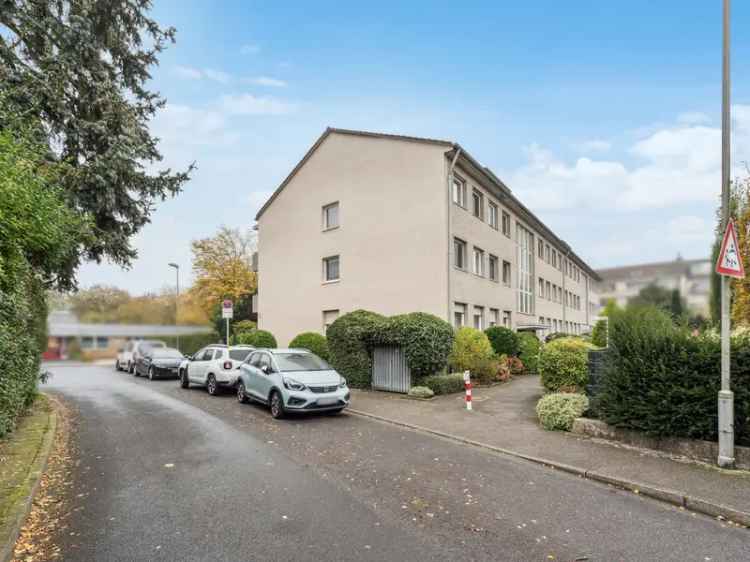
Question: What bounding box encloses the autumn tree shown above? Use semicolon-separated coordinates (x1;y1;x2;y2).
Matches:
190;227;257;314
731;177;750;326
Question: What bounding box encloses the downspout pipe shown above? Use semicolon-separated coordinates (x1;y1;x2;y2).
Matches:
447;147;462;323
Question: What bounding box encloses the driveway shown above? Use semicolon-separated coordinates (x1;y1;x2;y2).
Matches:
32;363;750;561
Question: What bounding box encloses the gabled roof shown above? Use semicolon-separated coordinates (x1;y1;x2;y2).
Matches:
254;127;600;281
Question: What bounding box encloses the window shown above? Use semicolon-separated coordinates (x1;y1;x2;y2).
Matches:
488;202;498;229
501;260;511;286
81;336;94;350
489;308;499;327
489;255;499;282
502;211;511;237
454;238;467;270
539;277;545;298
473;306;485;330
472;189;484;220
230;349;253;362
516;223;535;315
452;175;467;207
545;244;550;263
546;281;551;300
96;337;109;349
538;239;544;259
551;250;557;268
502;310;512;328
213;348;225;360
323;309;339;331
323;255;340;282
454;303;467;328
322;202;339;230
473;247;485;276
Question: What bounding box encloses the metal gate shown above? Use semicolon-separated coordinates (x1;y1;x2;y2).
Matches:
372;346;411;393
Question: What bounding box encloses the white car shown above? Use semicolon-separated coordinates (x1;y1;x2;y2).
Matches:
116;340;166;374
179;344;255;395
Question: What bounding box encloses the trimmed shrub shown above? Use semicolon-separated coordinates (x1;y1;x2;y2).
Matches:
471;355;502;385
289;332;329;361
449;327;494;374
233;320;257;336
536;393;589;431
485;326;520;357
544;332;568;343
327;310;386;388
421;372;466;395
518;332;542;373
408;386;434;399
236;329;277;348
369;312;454;379
591;319;608;347
596;307;750;444
539;337;593;392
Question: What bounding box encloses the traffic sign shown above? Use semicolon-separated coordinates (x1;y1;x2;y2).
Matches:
716;219;745;278
222;299;234;319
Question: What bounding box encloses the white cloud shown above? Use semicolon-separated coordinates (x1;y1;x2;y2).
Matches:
219;93;296;116
203;68;231;84
677;111;711;125
245;76;287;87
575;139;611;153
174;65;203;80
173;66;231;84
240;44;260;55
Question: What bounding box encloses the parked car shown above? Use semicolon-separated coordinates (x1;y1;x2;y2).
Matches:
179;345;255;395
118;340;166;374
236;348;349;418
135;347;185;380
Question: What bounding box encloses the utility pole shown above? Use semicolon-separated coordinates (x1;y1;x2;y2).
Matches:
168;263;180;353
718;0;734;468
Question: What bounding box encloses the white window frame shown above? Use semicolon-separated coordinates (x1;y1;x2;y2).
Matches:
473;247;485;277
489;308;499;327
454;302;467;328
322;202;339;230
473;306;485;330
454;238;467;270
489;254;499;282
323;255;340;282
502;260;511;286
502;310;512;328
502;211;511;237
488;202;498;229
452;175;467;208
472;189;484;220
516;223;534;315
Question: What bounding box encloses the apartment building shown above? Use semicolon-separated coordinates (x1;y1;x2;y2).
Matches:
255;128;600;346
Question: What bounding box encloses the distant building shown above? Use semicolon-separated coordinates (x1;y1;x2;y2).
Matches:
44;310;213;360
255;128;600;346
596;257;711;315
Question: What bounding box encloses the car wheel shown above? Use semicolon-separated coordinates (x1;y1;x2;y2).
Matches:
115;360;120;371
148;366;155;381
133;364;140;377
129;362;135;375
180;370;190;389
269;391;285;419
207;374;218;396
237;382;248;404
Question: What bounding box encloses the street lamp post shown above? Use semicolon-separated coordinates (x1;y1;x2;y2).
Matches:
718;0;734;468
168;263;180;353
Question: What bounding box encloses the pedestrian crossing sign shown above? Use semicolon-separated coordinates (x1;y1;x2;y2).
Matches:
716;219;745;278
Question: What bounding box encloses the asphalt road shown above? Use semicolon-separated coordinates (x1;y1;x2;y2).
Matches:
41;362;750;562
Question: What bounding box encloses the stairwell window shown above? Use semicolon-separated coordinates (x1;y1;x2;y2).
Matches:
517;223;534;315
323;255;340;282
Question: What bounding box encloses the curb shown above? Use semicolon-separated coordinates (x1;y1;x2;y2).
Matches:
0;398;59;562
347;408;750;528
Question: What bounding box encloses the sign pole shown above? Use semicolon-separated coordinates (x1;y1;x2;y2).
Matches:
226;317;230;346
718;0;734;468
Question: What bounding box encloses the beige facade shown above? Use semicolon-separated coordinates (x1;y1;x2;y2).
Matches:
256;129;600;346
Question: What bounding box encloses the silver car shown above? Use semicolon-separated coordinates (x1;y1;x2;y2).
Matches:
236;348;349;418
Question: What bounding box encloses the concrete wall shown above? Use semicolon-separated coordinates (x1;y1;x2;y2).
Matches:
257;132;449;346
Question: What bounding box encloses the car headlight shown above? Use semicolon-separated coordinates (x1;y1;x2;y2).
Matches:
283;377;307;391
339;377;347;388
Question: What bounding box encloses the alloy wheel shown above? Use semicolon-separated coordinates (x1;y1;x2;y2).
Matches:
237;383;247;403
207;375;217;395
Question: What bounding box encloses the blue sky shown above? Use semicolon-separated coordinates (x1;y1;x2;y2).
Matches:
78;0;750;294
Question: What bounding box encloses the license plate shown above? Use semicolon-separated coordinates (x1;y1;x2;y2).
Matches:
317;397;338;406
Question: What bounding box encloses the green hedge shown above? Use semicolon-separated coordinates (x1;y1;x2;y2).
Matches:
327;310;385;388
236;329;277;348
368;312;454;379
591;319;608;347
518;332;541;373
539;337;593;392
421;372;466;395
484;326;520;357
289;332;330;361
142;332;220;355
596;307;750;444
536;393;589;431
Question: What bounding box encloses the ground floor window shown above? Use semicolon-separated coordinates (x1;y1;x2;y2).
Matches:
454;302;466;328
502;310;512;328
489;308;499;327
323;309;340;332
473;306;484;330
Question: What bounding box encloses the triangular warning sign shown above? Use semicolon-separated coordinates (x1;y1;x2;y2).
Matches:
716;219;745;278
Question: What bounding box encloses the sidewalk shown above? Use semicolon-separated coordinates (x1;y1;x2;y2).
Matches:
349;376;750;525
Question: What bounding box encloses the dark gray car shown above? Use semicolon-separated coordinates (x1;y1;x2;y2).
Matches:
135;347;184;380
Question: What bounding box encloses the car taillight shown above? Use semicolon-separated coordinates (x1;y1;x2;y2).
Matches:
223;361;232;370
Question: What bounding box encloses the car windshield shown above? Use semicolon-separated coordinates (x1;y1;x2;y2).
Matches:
151;349;183;359
229;349;252;361
274;353;330;372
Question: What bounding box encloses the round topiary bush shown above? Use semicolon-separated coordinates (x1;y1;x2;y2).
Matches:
484;326;520;357
289;331;330;361
369;312;454;379
236;329;277;348
518;332;541;373
233;319;257;336
536;392;589;431
539;337;593;392
449;327;494;375
327;310;386;388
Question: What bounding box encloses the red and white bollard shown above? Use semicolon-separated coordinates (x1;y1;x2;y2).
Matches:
464;370;472;411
